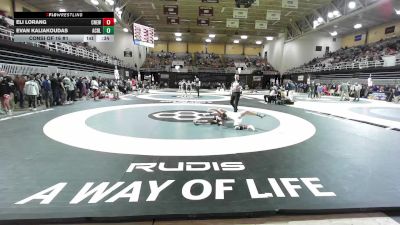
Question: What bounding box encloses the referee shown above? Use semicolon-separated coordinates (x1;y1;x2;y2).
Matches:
230;74;242;112
194;76;201;98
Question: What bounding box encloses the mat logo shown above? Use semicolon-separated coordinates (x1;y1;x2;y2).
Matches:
126;162;246;172
149;110;212;122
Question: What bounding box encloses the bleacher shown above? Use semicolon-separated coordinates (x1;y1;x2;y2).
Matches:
141;51;279;75
286;36;400;75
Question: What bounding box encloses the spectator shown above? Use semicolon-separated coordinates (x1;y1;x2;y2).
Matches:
24;75;40;111
0;75;13;115
42;75;52;108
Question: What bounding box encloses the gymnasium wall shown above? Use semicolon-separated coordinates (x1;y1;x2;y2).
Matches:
14;0;39;13
89;30;147;68
151;42;261;55
368;21;400;43
341;21;400;48
206;43;225;54
168;42;187;53
0;0;13;16
188;43;206;53
262;33;285;72
281;32;341;72
225;44;244;55
153;42;168;52
2;0;41;16
264;32;341;73
244;45;262;56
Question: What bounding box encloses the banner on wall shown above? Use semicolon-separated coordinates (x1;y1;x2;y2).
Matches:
255;20;268;29
167;16;180;25
354;34;362;41
226;19;239;28
164;5;178;15
282;0;298;9
197;18;210;26
266;10;281;20
385;26;395;34
199;6;213;16
233;8;248;19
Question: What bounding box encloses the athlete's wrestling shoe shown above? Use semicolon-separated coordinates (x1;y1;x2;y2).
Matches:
246;125;255;131
256;113;266;118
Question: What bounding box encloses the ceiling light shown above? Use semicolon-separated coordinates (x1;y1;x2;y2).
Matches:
333;10;340;16
90;0;99;5
115;7;120;11
354;23;362;29
233;40;239;44
209;34;216;38
175;32;182;37
317;17;324;23
255;40;262;45
175;65;180;70
327;12;333;18
396;9;400;15
123;28;129;32
154;36;159;41
348;1;356;9
330;31;338;36
266;36;274;41
240;35;248;39
205;38;212;43
59;8;66;12
176;37;182;41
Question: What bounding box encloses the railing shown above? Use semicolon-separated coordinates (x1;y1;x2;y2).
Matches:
286;58;400;74
196;67;226;73
0;26;132;69
140;65;278;75
0;63;113;78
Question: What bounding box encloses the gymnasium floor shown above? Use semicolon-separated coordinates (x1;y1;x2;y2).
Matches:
0;90;400;224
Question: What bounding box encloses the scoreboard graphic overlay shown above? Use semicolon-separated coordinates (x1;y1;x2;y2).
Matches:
14;12;115;43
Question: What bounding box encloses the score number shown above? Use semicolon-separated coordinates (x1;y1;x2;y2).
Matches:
102;18;115;26
102;18;114;35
